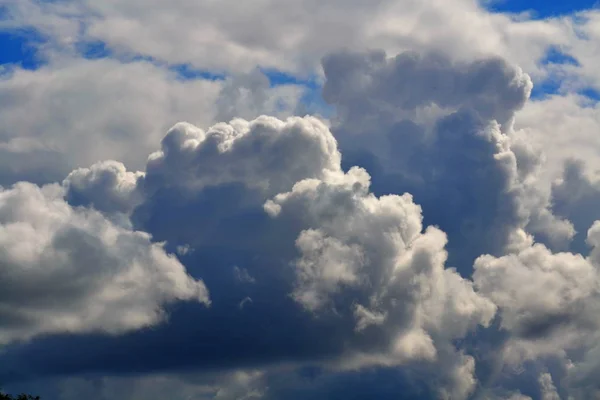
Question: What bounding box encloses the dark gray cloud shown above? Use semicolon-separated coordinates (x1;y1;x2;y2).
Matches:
322;50;572;271
322;50;531;127
1;115;497;399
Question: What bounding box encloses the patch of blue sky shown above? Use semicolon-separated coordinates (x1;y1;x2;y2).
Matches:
75;39;227;81
579;87;600;101
529;76;562;99
75;39;112;60
485;0;600;18
259;68;333;117
0;29;46;70
529;78;600;101
529;46;576;99
169;63;226;81
539;46;580;66
259;68;321;90
297;87;334;118
528;45;600;102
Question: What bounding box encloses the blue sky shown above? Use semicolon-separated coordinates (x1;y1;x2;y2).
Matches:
0;30;43;70
487;0;599;17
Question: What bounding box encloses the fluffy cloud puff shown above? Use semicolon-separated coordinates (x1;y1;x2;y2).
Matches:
473;221;600;396
322;49;573;270
142;115;340;197
63;160;143;217
322;49;532;126
0;181;208;345
265;166;497;398
265;167;496;337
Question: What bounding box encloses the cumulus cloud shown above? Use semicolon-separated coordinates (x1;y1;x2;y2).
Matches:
322;49;532;126
63;160;143;216
472;220;600;396
266;166;495;326
0;115;499;399
322;49;573;269
142;116;340;197
140;116;497;361
266;165;497;398
135;116;497;376
0;181;208;345
2;1;600;391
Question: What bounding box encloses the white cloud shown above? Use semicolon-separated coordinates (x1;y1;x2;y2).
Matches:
0;0;584;78
0;57;305;186
63;160;144;216
267;165;497;397
0;58;218;182
142;116;341;198
472;221;600;395
0;181;208;345
514;94;600;178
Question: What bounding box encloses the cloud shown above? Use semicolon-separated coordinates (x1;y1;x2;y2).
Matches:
63;160;144;216
2;370;267;400
513;94;600;178
138;116;497;368
2;44;593;398
0;57;305;186
265;166;497;399
2;0;589;80
2;0;600;392
141;115;340;198
322;49;532;126
550;159;600;253
214;69;303;123
547;11;600;93
322;49;573;269
0;115;498;399
0;181;208;345
0;58;217;184
472;221;600;396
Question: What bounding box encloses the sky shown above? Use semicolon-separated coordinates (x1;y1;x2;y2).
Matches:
488;0;599;17
1;1;600;400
